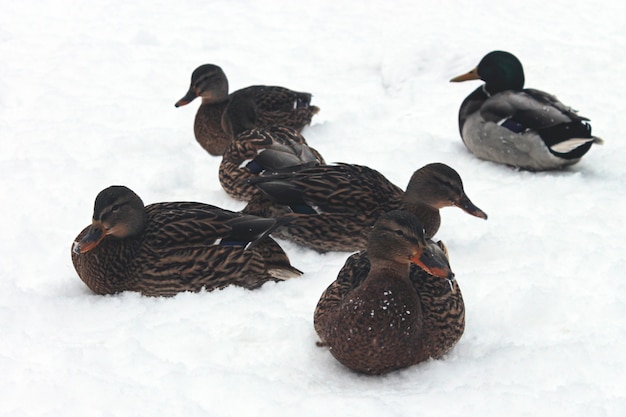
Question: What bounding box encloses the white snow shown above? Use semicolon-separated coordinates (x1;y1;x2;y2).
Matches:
2;1;626;416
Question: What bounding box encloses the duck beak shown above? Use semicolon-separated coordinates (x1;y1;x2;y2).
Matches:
72;222;106;254
175;87;198;107
455;195;488;220
410;245;454;280
450;67;480;82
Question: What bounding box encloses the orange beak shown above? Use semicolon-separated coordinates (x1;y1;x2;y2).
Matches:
72;222;106;254
175;87;198;107
410;245;454;280
450;67;481;83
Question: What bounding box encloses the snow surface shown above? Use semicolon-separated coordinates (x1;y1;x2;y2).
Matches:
2;1;626;416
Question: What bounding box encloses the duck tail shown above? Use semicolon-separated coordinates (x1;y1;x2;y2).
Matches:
549;137;600;154
254;236;303;279
268;265;303;280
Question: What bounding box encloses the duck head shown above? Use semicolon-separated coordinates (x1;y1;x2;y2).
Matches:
175;64;230;107
450;50;525;95
405;163;488;220
368;210;454;280
72;186;146;254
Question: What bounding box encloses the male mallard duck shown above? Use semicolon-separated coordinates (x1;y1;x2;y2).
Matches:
243;162;487;253
71;186;301;296
219;94;325;201
314;210;462;375
450;50;602;171
175;64;320;156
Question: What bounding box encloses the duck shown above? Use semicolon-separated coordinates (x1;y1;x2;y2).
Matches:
71;186;301;297
243;162;487;253
313;210;462;375
450;50;602;171
175;64;320;156
219;93;325;201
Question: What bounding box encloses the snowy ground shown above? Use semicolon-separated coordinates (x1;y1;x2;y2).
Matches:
2;1;626;416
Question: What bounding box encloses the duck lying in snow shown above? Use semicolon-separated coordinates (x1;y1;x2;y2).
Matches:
72;185;301;296
314;210;463;375
450;50;602;171
243;162;487;253
175;63;319;156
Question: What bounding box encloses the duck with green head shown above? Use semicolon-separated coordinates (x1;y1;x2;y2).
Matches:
450;51;602;171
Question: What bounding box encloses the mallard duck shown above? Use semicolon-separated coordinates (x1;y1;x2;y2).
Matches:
314;210;461;374
71;186;301;296
450;50;602;171
243;162;487;253
175;64;320;156
219;94;325;201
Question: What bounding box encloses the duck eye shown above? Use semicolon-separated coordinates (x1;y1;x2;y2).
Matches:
395;230;404;236
111;204;121;212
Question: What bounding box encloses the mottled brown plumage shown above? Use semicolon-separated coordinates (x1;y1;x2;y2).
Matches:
243;163;487;253
71;186;301;297
175;64;320;156
314;210;462;375
219;94;325;201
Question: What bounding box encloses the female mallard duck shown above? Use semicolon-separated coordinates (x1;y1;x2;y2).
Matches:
175;64;320;156
219;94;325;201
314;210;461;375
450;50;602;171
243;162;487;253
71;186;301;296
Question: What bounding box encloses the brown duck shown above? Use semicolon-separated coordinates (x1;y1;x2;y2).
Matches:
175;64;320;156
219;94;325;201
314;210;462;375
243;162;487;253
71;186;301;296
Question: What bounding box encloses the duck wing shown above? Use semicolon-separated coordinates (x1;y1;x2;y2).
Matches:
481;89;601;156
237;86;314;112
236;85;313;112
480;89;585;128
134;244;284;294
250;164;403;215
250;142;322;173
220;123;325;201
232;86;319;131
132;205;297;293
144;202;283;249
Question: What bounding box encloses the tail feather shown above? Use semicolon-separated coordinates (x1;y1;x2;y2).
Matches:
268;266;303;280
254;236;303;279
549;137;598;154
